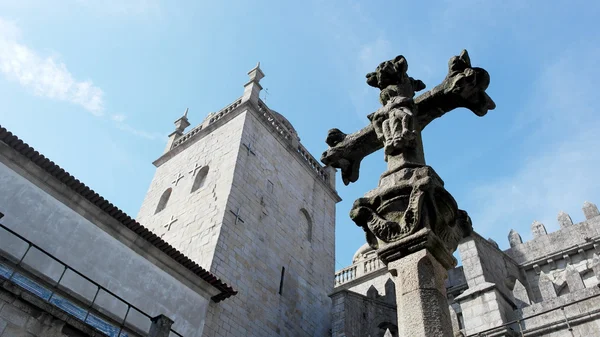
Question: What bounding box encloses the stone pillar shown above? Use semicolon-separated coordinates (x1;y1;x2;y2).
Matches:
380;230;455;337
149;314;174;337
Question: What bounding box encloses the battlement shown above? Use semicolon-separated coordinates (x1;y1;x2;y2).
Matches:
504;201;600;265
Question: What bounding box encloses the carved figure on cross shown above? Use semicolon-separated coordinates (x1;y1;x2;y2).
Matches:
321;50;495;262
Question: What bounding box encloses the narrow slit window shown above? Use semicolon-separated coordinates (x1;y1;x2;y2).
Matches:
300;209;313;242
279;266;285;295
155;188;172;214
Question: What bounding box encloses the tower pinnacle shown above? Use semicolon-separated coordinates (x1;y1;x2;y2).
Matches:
164;108;191;153
242;62;265;105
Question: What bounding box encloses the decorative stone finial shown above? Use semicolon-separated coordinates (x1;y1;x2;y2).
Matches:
531;220;547;238
164;108;191;153
508;229;522;248
173;109;190;133
247;62;265;84
242;62;265;105
557;211;573;228
583;201;600;220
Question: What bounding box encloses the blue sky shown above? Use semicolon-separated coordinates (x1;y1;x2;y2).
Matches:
1;1;599;270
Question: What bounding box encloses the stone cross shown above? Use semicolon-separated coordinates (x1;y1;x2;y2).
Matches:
171;173;184;186
189;163;202;176
243;142;256;156
164;215;177;231
321;50;496;337
230;207;245;225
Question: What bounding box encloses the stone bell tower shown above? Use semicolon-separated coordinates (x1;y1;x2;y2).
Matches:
136;63;341;336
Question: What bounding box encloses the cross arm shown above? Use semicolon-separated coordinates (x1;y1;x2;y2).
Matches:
415;49;496;129
320;50;495;185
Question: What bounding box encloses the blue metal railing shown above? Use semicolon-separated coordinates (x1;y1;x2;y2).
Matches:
0;213;183;337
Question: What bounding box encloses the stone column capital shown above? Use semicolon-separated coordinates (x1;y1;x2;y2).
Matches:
377;228;457;270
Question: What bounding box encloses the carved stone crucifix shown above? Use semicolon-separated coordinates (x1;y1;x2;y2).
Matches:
321;50;496;337
321;50;495;256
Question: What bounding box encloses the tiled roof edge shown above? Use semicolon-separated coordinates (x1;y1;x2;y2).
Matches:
0;125;237;302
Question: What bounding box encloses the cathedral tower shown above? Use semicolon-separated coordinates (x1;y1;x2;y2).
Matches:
136;64;341;336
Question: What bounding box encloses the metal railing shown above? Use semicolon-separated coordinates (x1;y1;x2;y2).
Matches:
467;286;600;337
0;216;183;337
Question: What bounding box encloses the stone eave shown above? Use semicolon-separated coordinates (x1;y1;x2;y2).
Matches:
0;125;237;302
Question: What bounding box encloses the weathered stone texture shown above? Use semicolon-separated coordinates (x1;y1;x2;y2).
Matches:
330;290;397;337
582;201;600;220
139;102;338;337
0;159;212;336
136;111;247;270
0;287;86;337
202;108;337;336
557;211;573;228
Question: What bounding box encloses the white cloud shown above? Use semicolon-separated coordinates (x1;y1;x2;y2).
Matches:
115;122;165;141
111;114;127;122
0;18;105;115
465;44;600;245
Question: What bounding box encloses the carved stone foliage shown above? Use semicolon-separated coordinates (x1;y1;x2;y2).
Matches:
322;50;493;258
350;166;472;254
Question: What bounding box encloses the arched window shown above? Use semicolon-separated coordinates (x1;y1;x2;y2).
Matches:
300;208;313;242
191;166;209;193
155;188;172;214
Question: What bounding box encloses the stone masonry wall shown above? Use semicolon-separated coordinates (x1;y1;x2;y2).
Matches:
136;111;246;270
330;290;397;337
0;286;87;337
0;159;212;336
202;107;338;337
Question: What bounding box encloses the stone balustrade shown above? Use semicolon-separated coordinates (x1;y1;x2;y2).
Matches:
171;98;243;149
334;255;386;286
209;98;243;124
257;99;329;184
335;265;358;286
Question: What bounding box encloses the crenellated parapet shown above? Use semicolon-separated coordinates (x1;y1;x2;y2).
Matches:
506;201;600;252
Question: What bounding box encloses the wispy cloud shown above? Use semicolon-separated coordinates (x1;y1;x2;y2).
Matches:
0;18;163;141
113;119;167;140
0;18;105;115
465;44;600;245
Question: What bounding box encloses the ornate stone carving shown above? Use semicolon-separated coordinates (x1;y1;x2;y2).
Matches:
322;50;495;264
